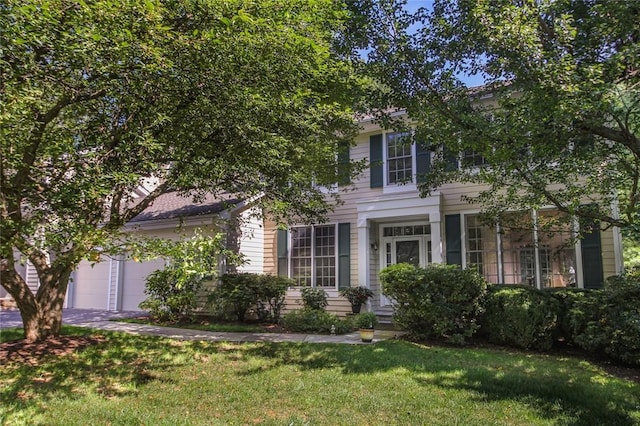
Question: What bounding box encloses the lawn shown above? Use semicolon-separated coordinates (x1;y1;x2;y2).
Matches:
1;327;639;426
115;317;267;333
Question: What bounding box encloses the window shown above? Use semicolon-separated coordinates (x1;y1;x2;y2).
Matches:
386;132;413;185
462;210;576;288
461;149;487;168
500;211;576;287
465;215;499;283
290;225;336;287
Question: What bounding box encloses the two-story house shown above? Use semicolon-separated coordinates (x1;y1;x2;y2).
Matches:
264;116;625;319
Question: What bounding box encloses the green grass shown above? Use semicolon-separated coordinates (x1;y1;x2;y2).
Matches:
1;328;639;426
114;317;266;333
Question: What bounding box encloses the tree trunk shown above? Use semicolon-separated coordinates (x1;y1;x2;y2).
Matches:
1;263;71;341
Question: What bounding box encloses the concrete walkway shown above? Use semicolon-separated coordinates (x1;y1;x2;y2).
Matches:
0;308;400;344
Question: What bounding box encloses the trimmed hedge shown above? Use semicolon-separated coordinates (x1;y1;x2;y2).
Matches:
554;274;640;366
481;285;560;351
380;263;487;343
281;308;353;334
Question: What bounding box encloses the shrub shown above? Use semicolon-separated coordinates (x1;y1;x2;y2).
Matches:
565;274;640;365
354;312;378;329
481;285;560;351
210;273;291;322
139;267;203;321
300;287;328;311
210;273;260;321
255;275;290;322
380;263;487;343
548;287;597;345
281;308;353;334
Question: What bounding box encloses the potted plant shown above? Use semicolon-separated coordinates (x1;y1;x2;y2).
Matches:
354;312;378;343
339;286;374;314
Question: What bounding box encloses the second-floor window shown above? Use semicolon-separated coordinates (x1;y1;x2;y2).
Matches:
387;132;413;184
370;132;430;191
461;149;487;168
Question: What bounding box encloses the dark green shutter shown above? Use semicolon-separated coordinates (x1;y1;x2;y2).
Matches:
581;220;604;289
445;214;462;266
370;134;383;188
338;223;351;289
416;143;431;184
277;229;288;277
337;142;350;186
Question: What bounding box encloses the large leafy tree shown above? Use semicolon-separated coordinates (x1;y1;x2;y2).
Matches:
1;0;362;341
347;0;639;236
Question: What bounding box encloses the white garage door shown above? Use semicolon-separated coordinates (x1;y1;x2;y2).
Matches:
73;259;110;309
120;259;164;311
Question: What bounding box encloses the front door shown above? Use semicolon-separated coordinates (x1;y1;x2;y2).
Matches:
380;228;431;306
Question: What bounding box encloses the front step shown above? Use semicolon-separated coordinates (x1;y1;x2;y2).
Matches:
375;307;394;324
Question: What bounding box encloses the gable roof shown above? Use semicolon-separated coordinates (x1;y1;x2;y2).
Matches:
129;192;242;223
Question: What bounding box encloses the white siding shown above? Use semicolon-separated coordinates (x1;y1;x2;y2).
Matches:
237;207;264;274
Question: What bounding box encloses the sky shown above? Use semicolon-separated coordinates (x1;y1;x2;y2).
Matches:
399;0;487;87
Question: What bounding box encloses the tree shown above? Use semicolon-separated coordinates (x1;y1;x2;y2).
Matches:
1;0;363;341
346;0;639;236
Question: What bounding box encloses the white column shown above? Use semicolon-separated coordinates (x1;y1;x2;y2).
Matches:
357;218;370;288
429;210;443;264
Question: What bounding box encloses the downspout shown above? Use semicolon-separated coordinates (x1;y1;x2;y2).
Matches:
107;257;113;310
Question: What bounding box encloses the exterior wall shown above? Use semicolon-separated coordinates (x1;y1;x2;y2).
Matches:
237;207;264;274
263;122;622;314
601;227;617;279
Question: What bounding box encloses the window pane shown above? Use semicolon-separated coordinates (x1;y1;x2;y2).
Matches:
314;225;336;287
465;215;499;283
537;210;577;288
387;132;413;184
500;212;535;285
291;226;312;286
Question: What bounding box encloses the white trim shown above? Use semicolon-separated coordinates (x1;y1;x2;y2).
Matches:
357;222;370;288
107;257;113;310
114;255;122;311
532;210;542;289
356;193;442;221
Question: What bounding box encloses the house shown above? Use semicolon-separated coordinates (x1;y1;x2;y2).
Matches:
1;192;265;312
264;116;625;318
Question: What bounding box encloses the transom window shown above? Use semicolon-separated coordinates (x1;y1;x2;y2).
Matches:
387;132;413;184
383;225;431;237
290;225;336;287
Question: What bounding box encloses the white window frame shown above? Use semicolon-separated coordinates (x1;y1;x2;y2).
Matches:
289;223;338;289
383;131;418;194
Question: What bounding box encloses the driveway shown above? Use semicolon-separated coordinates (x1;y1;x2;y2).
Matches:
0;308;144;329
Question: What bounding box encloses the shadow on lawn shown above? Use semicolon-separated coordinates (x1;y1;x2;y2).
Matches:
232;340;639;426
0;332;183;420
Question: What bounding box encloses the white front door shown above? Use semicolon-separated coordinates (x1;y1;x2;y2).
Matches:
380;225;431;306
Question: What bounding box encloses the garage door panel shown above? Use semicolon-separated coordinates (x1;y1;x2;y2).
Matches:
121;259;164;311
74;260;110;309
